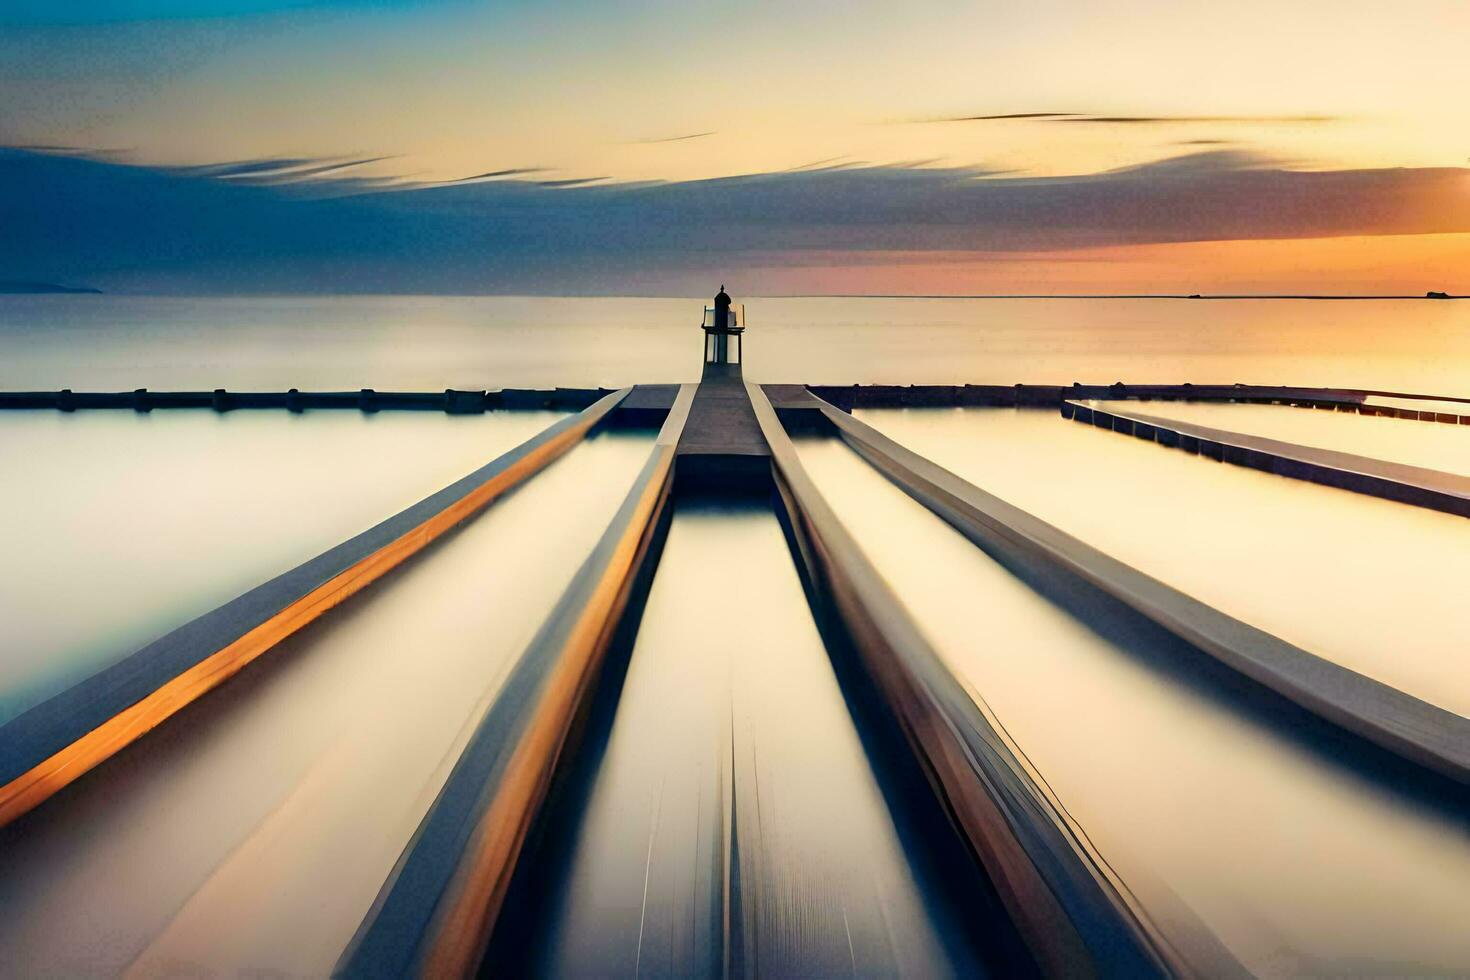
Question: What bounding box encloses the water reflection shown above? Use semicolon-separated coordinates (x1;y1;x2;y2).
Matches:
0;409;563;722
794;436;1470;976
523;500;981;978
0;432;653;977
857;408;1470;717
1105;400;1470;476
3;295;1468;391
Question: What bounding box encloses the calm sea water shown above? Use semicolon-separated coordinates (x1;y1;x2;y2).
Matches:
2;295;1468;391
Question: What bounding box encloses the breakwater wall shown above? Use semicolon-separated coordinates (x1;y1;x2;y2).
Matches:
6;382;1467;423
1063;401;1470;519
808;383;1470;422
0;387;615;413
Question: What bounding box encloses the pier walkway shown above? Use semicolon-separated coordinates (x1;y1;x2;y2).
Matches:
674;374;771;492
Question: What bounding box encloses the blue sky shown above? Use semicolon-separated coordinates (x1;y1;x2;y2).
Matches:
3;1;1468;292
0;0;435;25
9;0;1467;183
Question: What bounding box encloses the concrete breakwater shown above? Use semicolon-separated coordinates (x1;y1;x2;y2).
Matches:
6;382;1470;423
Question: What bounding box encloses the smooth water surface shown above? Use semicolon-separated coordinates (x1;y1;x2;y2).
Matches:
1101;400;1470;476
3;295;1469;390
795;436;1470;977
858;408;1470;716
0;431;653;977
0;409;564;722
528;502;980;977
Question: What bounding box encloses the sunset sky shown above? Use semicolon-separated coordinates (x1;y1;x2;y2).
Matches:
3;0;1469;293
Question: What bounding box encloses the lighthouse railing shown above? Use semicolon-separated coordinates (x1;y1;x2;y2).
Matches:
702;305;744;329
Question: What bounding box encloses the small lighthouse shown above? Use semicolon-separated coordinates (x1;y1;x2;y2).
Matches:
700;284;745;379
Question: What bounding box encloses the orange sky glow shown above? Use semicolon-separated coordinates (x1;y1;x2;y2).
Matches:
736;235;1470;297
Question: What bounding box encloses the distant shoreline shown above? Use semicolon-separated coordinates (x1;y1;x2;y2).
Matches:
0;290;1459;301
767;293;1462;301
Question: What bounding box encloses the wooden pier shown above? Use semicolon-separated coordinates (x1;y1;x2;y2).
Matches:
674;373;771;493
4;299;1468;978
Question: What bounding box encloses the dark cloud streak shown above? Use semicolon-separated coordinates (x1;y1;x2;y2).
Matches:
630;132;716;144
1;146;1463;293
1060;114;1337;125
929;112;1081;122
441;167;548;183
923;112;1338;125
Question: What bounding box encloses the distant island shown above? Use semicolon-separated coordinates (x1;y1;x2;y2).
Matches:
1426;290;1454;299
0;280;102;295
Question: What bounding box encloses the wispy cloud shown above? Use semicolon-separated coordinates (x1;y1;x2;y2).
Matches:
440;167;549;184
629;132;716;144
535;176;611;187
780;156;858;173
920;112;1338;125
10;143;96;153
8;144;134;161
220;156;392;183
171;157;321;179
1059;114;1337;125
929;112;1081;122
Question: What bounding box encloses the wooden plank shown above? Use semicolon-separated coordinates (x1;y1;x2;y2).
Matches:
0;389;634;829
811;393;1470;784
1068;400;1470;518
746;383;1231;979
338;385;695;979
677;377;770;458
675;376;772;493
